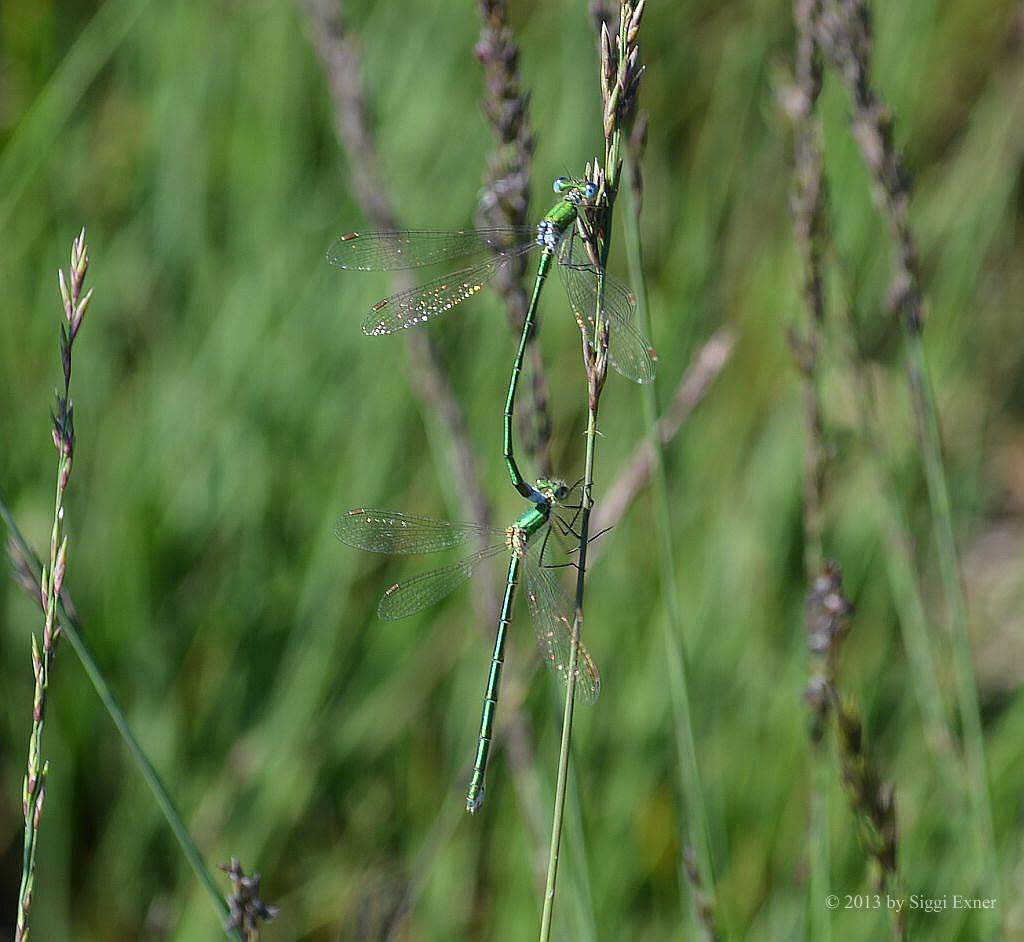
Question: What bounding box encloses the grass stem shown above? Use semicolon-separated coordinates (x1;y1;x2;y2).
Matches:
2;496;239;937
540;5;646;935
904;333;998;893
622;148;719;937
833;286;960;773
15;230;91;940
815;0;999;910
787;4;835;933
539;395;598;942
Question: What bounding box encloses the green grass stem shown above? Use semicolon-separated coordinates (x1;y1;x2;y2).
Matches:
833;291;959;773
539;396;598;942
622;151;719;938
1;497;239;939
903;333;999;903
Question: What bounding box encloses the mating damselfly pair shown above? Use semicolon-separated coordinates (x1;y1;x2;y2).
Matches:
330;176;643;811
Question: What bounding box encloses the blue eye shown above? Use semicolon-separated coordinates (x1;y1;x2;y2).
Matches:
555;485;569;501
584;182;598;200
553;176;570;193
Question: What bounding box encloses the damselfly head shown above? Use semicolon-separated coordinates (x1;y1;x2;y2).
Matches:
536;477;570;503
552;176;598;205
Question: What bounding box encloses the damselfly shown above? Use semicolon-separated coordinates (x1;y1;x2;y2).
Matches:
336;479;600;813
328;177;656;504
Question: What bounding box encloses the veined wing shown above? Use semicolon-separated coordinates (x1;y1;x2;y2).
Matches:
327;228;537;271
378;542;509;621
336;509;504;555
523;548;601;705
557;239;658;385
362;254;529;336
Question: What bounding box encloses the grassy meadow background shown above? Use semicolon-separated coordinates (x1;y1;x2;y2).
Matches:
2;0;1024;938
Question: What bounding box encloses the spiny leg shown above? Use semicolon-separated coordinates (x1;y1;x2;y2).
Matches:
553;514;584;543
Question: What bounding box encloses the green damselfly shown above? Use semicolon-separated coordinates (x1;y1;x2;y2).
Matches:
336;479;600;813
328;176;657;504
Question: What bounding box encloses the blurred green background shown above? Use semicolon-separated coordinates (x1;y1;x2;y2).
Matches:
3;0;1024;938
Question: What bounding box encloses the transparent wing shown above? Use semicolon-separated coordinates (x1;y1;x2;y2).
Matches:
336;509;504;555
361;254;530;336
377;543;509;621
557;239;658;385
523;547;601;705
327;228;537;271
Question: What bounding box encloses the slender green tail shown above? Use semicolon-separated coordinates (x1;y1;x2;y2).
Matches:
466;551;521;812
504;251;554;501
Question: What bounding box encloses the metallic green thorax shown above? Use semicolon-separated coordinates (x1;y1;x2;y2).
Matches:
543;197;580;232
512;501;551;540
